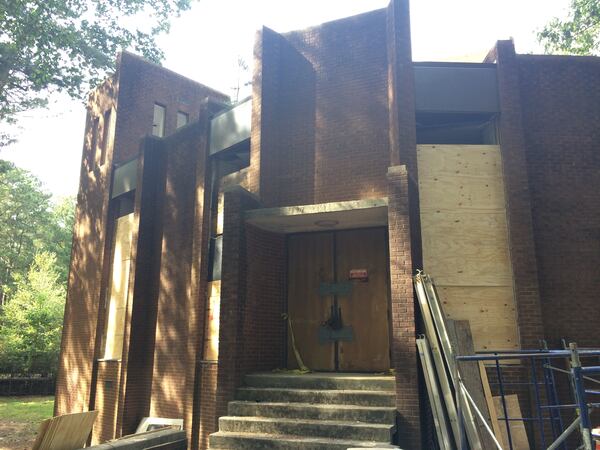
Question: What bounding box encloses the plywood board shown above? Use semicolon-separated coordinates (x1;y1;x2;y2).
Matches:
447;320;496;449
287;232;335;371
203;281;221;361
104;213;134;359
493;395;530;450
417;145;503;179
33;410;98;450
480;362;505;447
417;144;520;351
438;286;519;351
336;228;390;372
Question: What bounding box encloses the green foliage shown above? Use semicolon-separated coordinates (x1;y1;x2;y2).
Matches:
0;161;75;301
539;0;600;55
0;252;66;375
0;160;52;301
0;0;193;140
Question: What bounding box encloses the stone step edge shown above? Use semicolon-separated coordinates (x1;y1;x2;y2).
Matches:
246;373;395;381
229;401;397;412
209;431;400;448
219;415;395;429
237;387;396;395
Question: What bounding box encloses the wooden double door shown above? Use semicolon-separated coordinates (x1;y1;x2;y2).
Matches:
287;228;391;372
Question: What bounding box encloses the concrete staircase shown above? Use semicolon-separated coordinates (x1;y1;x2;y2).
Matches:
209;372;400;449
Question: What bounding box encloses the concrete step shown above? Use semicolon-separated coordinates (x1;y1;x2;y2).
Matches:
236;387;395;407
218;416;394;442
227;401;396;424
209;431;400;450
245;373;395;391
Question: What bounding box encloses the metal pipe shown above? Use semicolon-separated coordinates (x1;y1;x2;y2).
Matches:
456;350;600;362
495;358;513;450
546;417;581;450
460;382;503;450
531;356;546;448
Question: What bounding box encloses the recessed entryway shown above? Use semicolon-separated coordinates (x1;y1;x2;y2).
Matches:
287;228;391;372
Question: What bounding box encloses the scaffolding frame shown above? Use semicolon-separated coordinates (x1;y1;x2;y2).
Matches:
455;344;600;450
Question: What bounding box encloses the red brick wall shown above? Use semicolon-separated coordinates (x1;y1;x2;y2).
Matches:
253;10;391;207
257;28;316;207
55;79;117;419
114;52;227;164
93;361;121;443
215;189;286;421
518;53;600;348
492;41;545;350
387;166;421;450
149;124;203;419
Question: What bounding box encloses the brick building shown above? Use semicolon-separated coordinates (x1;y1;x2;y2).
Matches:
55;0;600;448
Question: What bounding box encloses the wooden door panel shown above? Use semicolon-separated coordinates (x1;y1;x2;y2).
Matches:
287;232;335;371
336;228;390;372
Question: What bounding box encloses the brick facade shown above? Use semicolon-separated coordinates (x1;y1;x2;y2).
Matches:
56;2;600;449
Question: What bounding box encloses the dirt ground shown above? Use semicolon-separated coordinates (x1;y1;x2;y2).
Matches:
0;420;38;450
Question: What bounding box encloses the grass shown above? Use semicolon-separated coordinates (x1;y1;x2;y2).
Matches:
0;396;54;423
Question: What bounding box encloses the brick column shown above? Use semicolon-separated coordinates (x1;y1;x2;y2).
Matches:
491;40;545;349
215;187;261;418
387;165;421;449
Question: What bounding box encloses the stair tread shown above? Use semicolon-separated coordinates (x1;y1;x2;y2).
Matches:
238;387;394;394
229;401;396;411
248;373;394;381
220;415;394;428
210;431;399;448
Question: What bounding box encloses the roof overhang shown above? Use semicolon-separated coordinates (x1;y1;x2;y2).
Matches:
245;198;388;234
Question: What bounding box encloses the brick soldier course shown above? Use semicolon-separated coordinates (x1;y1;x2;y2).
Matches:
55;1;600;448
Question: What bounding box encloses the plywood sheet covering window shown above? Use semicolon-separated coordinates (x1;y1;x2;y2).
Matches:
203;281;221;360
417;145;519;351
103;213;134;359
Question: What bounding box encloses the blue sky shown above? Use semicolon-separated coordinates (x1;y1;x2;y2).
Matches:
0;0;570;198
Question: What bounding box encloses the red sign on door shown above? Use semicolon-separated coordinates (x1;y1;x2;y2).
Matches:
349;269;368;282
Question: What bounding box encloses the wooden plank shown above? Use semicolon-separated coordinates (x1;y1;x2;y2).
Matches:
420;211;512;287
447;320;496;449
418;174;506;212
493;395;530;450
414;274;462;446
417;338;455;450
33;410;98;450
203;281;221;360
287;232;335;371
419;273;482;450
480;362;505;447
417;145;503;179
104;213;134;359
417;143;520;352
336;228;390;372
438;286;519;351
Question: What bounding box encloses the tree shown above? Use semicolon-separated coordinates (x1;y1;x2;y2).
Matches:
0;161;75;303
41;197;76;287
539;0;600;55
0;160;52;304
0;0;194;138
0;252;66;375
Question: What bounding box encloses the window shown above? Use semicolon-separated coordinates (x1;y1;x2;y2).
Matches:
89;116;100;171
176;111;189;129
99;109;111;166
152;104;166;137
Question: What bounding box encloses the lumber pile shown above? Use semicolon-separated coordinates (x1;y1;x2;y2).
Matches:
415;271;506;450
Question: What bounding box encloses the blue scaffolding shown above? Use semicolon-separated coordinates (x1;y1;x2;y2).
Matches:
455;344;600;450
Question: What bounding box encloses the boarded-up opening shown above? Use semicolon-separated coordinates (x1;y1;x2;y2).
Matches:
417;144;519;351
